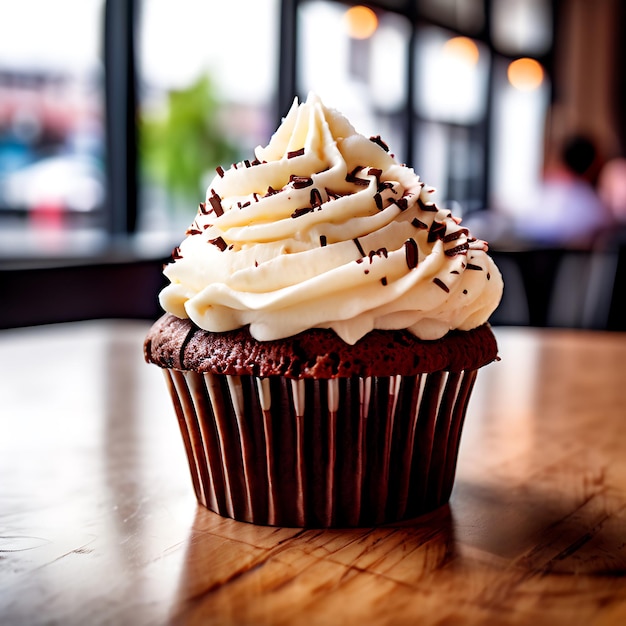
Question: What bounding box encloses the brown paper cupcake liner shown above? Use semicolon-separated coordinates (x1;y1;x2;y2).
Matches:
163;369;477;527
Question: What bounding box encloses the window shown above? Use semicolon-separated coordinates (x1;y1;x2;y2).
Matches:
412;28;490;211
0;0;554;261
0;0;280;258
420;0;485;34
492;0;552;56
490;56;550;217
297;1;410;161
137;0;280;235
0;0;106;257
293;0;553;219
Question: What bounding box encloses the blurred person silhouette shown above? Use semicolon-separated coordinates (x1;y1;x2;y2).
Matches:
516;133;614;249
598;156;626;225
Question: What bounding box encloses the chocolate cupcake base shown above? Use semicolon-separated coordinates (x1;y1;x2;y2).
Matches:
163;368;477;527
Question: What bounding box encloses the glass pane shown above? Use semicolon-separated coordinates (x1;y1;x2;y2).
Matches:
414;121;451;202
297;1;411;162
489;55;550;218
419;0;484;34
138;0;280;235
414;27;489;125
0;0;105;257
414;121;485;214
492;0;552;56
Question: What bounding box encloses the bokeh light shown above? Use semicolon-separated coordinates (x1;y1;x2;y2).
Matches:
442;36;480;66
343;5;378;39
507;57;544;91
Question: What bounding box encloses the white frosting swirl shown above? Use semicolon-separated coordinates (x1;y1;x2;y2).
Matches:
160;93;503;344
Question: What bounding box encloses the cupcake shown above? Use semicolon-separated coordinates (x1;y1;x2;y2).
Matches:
144;93;503;527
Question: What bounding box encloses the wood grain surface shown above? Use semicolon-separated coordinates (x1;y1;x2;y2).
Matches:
1;322;625;625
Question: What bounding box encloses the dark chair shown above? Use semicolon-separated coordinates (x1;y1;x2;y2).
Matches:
489;253;530;327
547;250;593;328
579;228;626;331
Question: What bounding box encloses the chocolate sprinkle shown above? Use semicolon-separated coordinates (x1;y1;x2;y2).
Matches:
290;175;314;189
291;207;314;218
374;192;384;211
346;166;369;187
443;228;469;243
320;235;327;247
428;221;447;243
353;238;366;257
391;197;408;211
445;242;470;256
433;277;450;293
368;168;383;184
199;202;209;215
412;217;428;230
418;197;438;212
325;188;343;200
288;147;305;158
216;166;225;178
381;277;388;286
369;135;390;152
369;247;388;262
172;246;183;260
310;188;323;208
404;238;418;269
208;190;224;217
466;263;483;271
209;236;228;251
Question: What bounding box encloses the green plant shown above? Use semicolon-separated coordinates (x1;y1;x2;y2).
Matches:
140;75;238;203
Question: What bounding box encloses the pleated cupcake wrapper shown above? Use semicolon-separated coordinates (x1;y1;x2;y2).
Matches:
163;369;477;528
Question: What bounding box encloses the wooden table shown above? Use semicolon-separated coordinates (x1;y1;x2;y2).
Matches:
1;321;625;625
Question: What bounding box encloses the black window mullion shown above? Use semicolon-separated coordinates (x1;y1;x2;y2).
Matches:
277;0;299;124
405;0;418;167
480;0;494;211
104;0;138;236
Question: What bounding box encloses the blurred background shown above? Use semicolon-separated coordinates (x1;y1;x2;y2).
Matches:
1;0;625;330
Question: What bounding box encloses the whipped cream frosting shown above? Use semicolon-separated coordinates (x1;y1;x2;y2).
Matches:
159;93;503;344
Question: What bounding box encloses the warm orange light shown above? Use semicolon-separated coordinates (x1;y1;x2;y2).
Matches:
343;5;378;40
507;58;544;91
442;36;480;65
